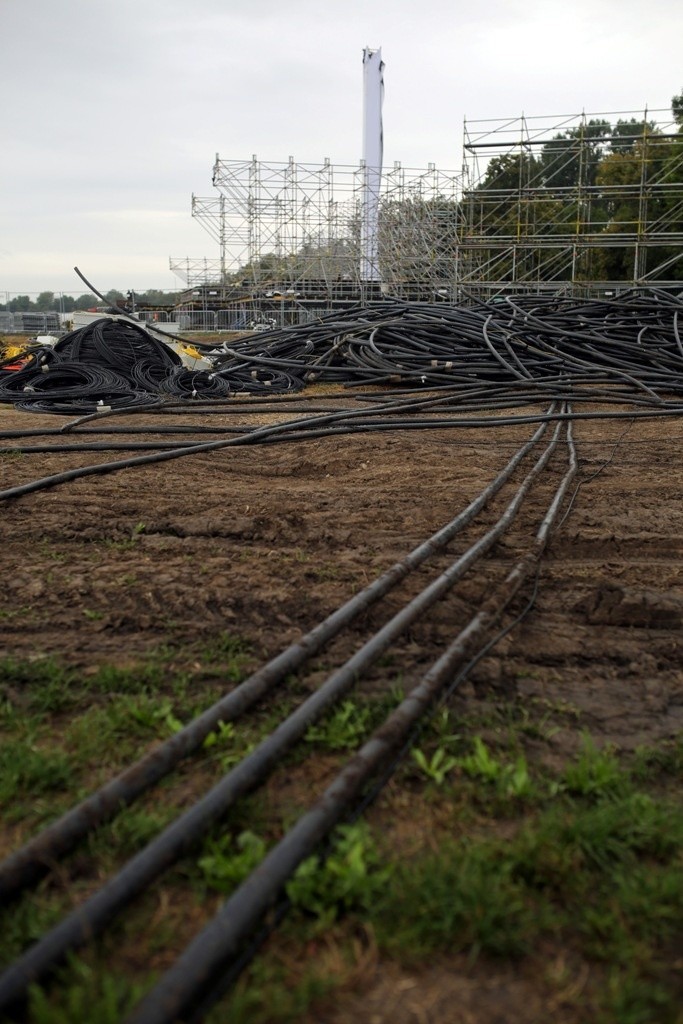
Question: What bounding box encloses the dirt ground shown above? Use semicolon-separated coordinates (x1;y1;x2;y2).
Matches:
1;394;682;1022
1;399;682;748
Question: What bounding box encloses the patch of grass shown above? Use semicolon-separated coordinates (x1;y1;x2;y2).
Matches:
632;736;683;782
0;889;66;965
599;965;677;1024
0;656;74;714
373;839;538;959
370;779;683;1003
65;695;182;771
88;804;179;860
308;563;341;582
304;693;402;754
205;948;341;1024
0;643;252;722
85;661;174;697
3;641;681;1024
0;735;74;808
195;632;254;683
27;956;150;1024
515;792;682;889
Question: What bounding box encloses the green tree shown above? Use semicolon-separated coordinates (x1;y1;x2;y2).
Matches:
135;289;180;307
35;291;55;311
672;90;683;127
73;293;99;310
539;119;611;188
609;118;658;155
593;124;677;280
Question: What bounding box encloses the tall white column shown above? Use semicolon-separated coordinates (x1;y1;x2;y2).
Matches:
360;47;384;282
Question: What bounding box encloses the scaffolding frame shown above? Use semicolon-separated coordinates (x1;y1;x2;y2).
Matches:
460;108;683;297
170;155;463;303
169;108;682;312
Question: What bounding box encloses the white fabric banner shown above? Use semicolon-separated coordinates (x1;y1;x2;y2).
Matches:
360;47;384;282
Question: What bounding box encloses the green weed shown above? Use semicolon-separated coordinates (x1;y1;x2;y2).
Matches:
122;696;183;735
200;718;258;772
411;746;458;785
560;734;628;800
305;700;373;751
203;719;237;749
199;830;267;893
287;822;392;930
459;736;503;782
457;737;533;799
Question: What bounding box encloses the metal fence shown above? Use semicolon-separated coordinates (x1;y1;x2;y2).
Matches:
0;311;62;333
0;307;326;337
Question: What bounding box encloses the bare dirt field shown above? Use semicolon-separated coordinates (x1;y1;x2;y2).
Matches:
2;401;682;747
1;394;682;1023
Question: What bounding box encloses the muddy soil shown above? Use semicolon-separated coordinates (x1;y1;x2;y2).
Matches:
1;397;682;1021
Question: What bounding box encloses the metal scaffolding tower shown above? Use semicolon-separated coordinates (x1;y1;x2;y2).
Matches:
460;108;683;297
170;155;462;303
169;108;682;315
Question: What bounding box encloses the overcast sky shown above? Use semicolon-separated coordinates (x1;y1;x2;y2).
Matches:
1;0;681;296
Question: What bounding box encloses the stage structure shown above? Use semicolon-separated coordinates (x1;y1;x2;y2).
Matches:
459;108;683;296
169;108;682;325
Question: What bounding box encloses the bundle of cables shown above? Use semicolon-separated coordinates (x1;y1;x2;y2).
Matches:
2;291;683;414
0;318;178;414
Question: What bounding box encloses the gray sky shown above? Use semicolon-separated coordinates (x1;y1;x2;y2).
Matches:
1;0;681;296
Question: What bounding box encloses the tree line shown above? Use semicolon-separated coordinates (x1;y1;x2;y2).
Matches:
0;289;182;313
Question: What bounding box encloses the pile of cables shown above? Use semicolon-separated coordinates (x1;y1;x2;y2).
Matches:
211;289;683;397
214;290;683;389
0;318;180;414
1;289;683;415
